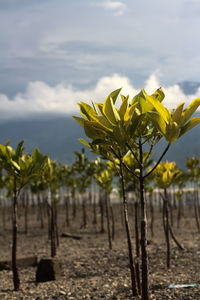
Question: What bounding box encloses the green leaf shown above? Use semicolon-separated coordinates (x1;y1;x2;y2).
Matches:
172;103;184;125
180;117;200;137
91;139;111;146
15;141;24;159
93;115;113;130
181;97;200;125
10;159;20;172
78;102;96;120
151;87;165;103
95;103;104;114
131;89;154;114
72;116;85;127
103;96;120;125
124;103;138;122
84;121;108;139
108;88;122;104
118;96;129;120
78;138;90;148
165;122;180;143
145;92;170;124
147;111;166;135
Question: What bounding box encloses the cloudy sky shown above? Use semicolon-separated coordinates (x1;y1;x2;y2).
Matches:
0;0;200;120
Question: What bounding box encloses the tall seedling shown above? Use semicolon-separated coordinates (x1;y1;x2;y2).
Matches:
94;167;114;249
73;88;200;299
186;157;200;231
44;159;61;257
0;141;48;291
152;161;183;268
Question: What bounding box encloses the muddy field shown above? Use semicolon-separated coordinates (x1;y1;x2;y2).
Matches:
0;201;199;299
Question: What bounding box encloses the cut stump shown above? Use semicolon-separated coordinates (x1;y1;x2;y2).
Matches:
36;258;62;282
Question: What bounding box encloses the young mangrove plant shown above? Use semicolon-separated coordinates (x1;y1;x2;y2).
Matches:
152;161;184;268
73;87;200;300
94;166;114;249
0;141;48;291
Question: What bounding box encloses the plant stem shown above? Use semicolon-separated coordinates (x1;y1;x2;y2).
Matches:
139;139;149;300
119;161;138;297
12;177;21;291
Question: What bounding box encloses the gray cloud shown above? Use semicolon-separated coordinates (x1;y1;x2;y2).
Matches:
0;0;200;99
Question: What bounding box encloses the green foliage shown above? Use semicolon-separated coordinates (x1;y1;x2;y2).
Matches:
73;88;200;157
0;141;48;189
152;161;180;189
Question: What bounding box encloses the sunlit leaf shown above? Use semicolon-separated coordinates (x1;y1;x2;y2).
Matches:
181;98;200;125
145;92;170;123
78;102;96;120
180;117;200;136
103;96;120;125
172;103;184;125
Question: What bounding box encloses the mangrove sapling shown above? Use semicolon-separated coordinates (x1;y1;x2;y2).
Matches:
44;159;61;257
23;190;29;234
174;170;187;228
119;159;139;296
0;141;48;291
64;193;70;227
94;167;114;249
186;157;200;232
147;186;154;238
110;200;115;240
134;200;141;294
0;171;7;230
58;163;71;227
73;87;200;300
153;161;184;268
92;158;106;229
71;149;91;229
31;177;48;230
176;190;183;228
99;190;105;233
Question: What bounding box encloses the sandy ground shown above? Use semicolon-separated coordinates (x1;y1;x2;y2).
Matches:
0;202;199;299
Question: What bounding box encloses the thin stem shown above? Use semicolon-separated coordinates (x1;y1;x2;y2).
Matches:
144;143;171;178
119;160;139;297
143;137;156;166
126;143;140;166
139;138;149;300
109;146;139;179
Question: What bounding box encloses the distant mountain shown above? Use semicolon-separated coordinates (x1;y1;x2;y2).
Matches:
178;81;200;95
0;113;199;168
0;117;88;163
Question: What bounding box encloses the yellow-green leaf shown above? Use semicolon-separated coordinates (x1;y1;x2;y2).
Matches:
147;111;166;135
118;96;129;120
172;103;184;125
145;93;170;124
180;117;200;136
84;120;108;139
165;122;180;143
78;138;90;148
108;88;122;104
95;103;104;115
78;102;96;120
181;98;200;125
103;96;120;125
93;115;113;131
132;89;154;114
124;103;138;122
72;116;85;127
151;87;165;103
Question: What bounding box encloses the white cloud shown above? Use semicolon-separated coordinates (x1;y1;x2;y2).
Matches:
91;1;127;16
0;73;199;121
